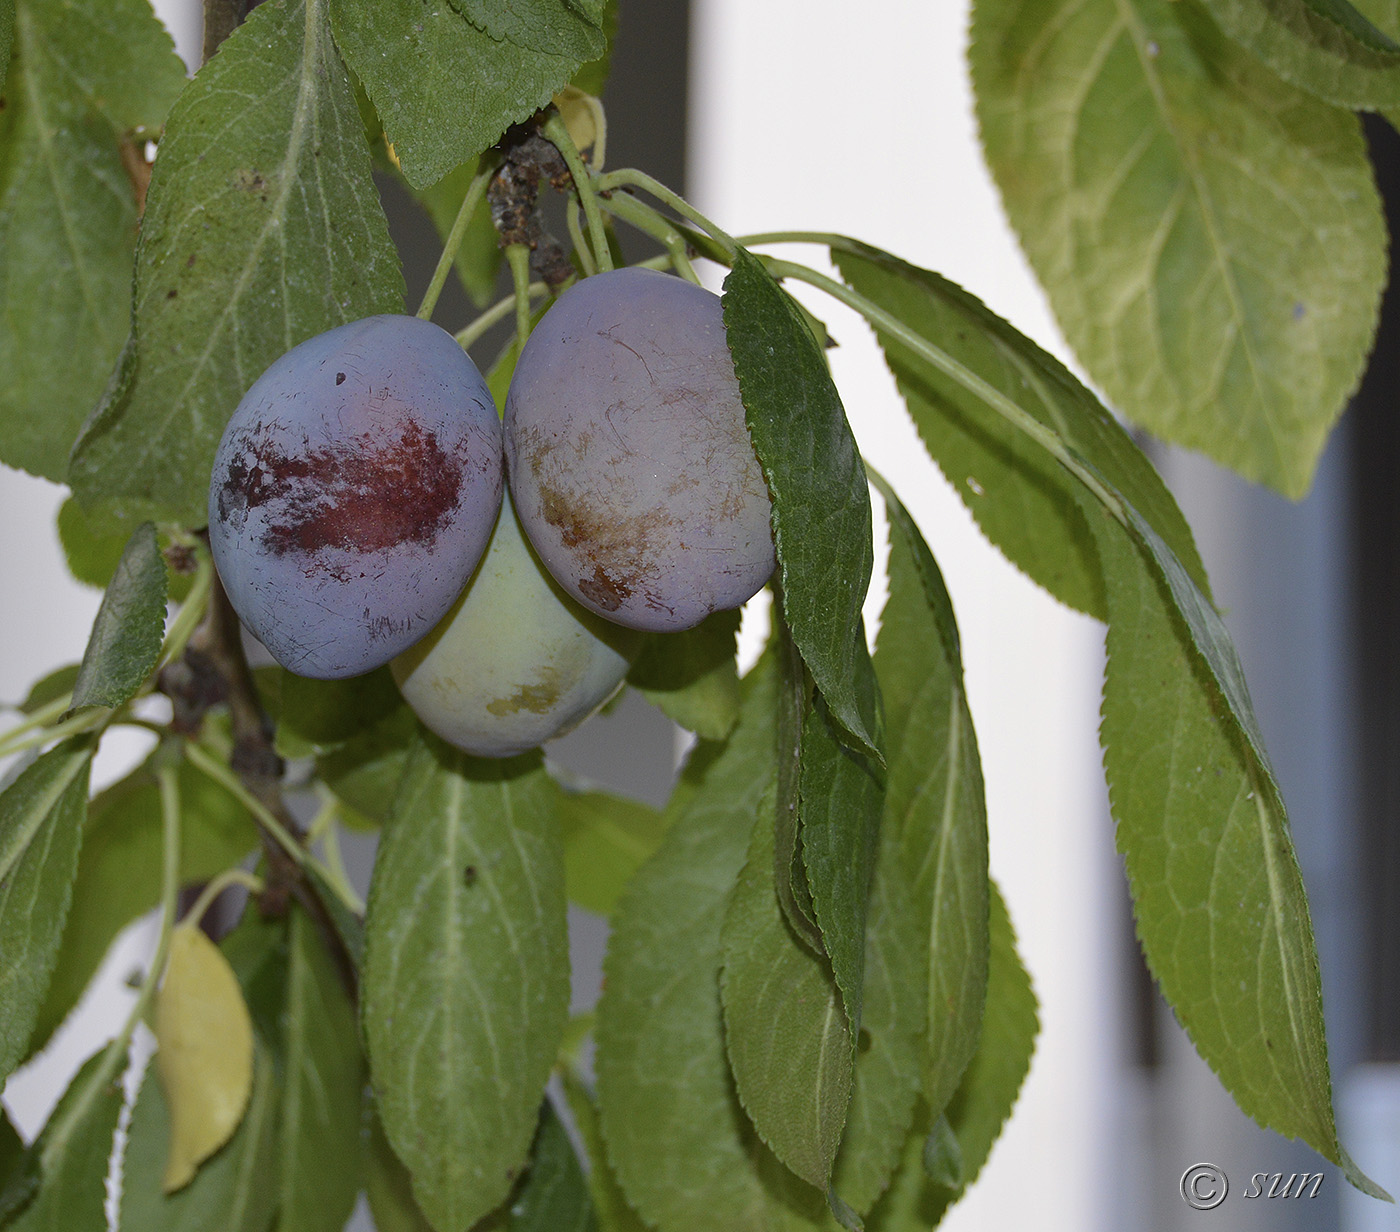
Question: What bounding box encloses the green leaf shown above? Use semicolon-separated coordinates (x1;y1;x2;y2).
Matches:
411;157;503;309
0;1109;36;1225
29;755;257;1055
627;609;741;740
797;690;884;1048
720;781;853;1190
556;786;669;916
1089;499;1389;1198
865;880;1037;1229
595;657;833;1232
0;0;185;482
0;0;12;97
277;907;363;1232
826;830;923;1216
56;497;135;591
969;0;1386;498
557;1070;650;1232
364;1106;434;1232
304;861;366;973
509;1101;597;1232
0;738;92;1080
330;0;604;188
874;483;989;1120
832;240;1209;620
363;740;570;1232
17;666;78;715
70;522;166;711
316;705;419;827
68;0;404;526
275;667;404;759
9;1050;124;1232
722;248;881;759
569;0;618;96
119;1042;281;1232
1300;0;1400;50
1197;0;1400;108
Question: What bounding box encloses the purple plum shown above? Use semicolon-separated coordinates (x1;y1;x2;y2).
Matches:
504;267;775;633
209;315;503;679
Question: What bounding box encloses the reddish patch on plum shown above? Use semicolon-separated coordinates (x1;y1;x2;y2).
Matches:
220;418;469;558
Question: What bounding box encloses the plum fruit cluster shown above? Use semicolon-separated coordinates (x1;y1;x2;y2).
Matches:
208;269;774;756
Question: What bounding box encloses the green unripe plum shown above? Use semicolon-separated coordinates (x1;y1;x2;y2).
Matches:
392;492;640;758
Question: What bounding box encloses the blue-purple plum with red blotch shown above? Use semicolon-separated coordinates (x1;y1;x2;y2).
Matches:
504;267;775;633
209;315;503;679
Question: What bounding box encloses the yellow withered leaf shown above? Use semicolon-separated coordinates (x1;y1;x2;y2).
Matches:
155;924;255;1192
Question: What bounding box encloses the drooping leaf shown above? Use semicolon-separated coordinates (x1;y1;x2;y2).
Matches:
120;1042;280;1232
774;625;821;951
275;667;404;759
277;907;363;1232
0;738;92;1080
68;0;404;526
329;0;604;188
798;690;884;1044
874;483;989;1120
865;880;1037;1229
29;755;256;1055
508;1101;597;1232
9;1049;124;1232
832;239;1209;619
627;608;741;741
362;740;570;1232
1088;498;1389;1198
0;0;185;482
969;0;1386;497
1300;0;1400;50
155;924;255;1192
556;786;669;916
595;657;833;1232
70;522;166;711
722;248;881;760
557;1069;650;1232
1199;0;1400;108
825;819;924;1217
720;781;852;1191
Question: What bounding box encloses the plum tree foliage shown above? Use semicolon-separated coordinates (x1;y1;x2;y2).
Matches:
0;0;1393;1229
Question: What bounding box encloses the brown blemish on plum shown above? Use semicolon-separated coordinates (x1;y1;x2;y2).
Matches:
219;418;472;560
486;668;562;716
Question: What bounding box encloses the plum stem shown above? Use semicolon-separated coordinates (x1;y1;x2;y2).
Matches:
542;111;613;272
181;868;265;933
417;158;496;322
506;243;535;352
456;278;549;352
600;191;701;285
567;203;598;277
595;168;739;258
